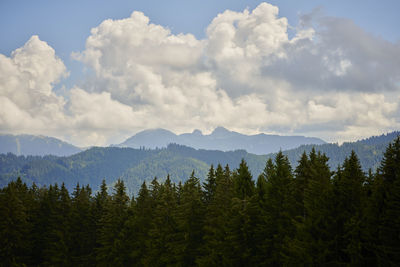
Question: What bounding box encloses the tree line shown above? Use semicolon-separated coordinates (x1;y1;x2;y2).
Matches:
1;137;400;266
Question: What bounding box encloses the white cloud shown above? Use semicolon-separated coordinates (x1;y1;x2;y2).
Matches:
0;36;68;133
1;3;400;146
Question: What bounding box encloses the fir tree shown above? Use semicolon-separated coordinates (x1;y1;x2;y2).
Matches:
96;179;129;266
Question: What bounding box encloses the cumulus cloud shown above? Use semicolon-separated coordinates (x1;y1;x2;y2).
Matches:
0;36;68;132
1;2;400;146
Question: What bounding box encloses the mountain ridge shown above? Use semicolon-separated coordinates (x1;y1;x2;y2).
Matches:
0;134;82;156
117;127;326;155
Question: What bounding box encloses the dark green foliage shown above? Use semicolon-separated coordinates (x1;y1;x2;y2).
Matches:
0;177;30;266
198;164;234;266
259;152;295;266
2;131;397;196
332;151;366;265
96;179;129;266
1;137;400;266
371;137;400;266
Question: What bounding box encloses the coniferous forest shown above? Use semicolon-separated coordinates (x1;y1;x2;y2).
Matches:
1;137;400;266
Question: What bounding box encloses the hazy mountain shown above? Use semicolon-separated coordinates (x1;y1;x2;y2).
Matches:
1;131;398;195
117;127;326;154
0;134;81;156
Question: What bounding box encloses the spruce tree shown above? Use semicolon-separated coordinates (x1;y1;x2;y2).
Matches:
203;164;216;204
198;164;234;266
96;179;129;266
261;151;295;266
374;137;400;265
294;149;336;265
0;178;30;266
332;151;366;265
145;175;179;266
175;171;205;266
70;184;96;266
233;159;255;200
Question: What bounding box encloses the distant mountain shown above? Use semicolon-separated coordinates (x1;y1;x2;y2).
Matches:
117;127;326;154
1;131;398;195
0;134;81;156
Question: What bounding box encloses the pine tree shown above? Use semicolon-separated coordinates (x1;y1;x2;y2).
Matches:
70;184;96;266
198;164;234;266
332;151;366;265
0;178;30;266
145;175;179;266
224;159;256;266
373;137;400;265
125;181;152;266
260;151;295;266
293;152;312;219
175;171;205;266
203;164;216;205
247;173;269;265
96;179;129;266
293;149;336;266
233;159;255;200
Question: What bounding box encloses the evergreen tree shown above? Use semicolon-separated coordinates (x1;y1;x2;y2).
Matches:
293;152;312;219
145;175;179;266
203;164;216;204
175;171;205;266
198;164;234;266
247;173;269;266
224;159;256;266
260;151;295;266
233;159;255;200
292;149;336;266
0;178;30;266
125;181;152;266
96;179;129;266
332;151;366;265
70;184;96;266
373;137;400;265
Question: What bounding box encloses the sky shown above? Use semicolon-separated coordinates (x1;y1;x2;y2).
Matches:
0;0;399;147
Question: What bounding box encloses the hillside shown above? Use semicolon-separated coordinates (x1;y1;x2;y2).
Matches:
0;134;81;156
117;127;326;154
277;131;400;171
1;131;398;195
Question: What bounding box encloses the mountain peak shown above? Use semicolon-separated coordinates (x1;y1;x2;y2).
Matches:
192;129;203;135
211;126;231;135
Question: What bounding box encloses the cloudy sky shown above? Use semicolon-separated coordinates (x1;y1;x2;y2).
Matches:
0;0;399;147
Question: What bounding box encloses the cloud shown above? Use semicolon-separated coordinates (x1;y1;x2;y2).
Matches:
0;35;68;132
1;2;400;146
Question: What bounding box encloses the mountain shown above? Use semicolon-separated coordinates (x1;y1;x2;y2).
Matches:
275;131;400;171
0;134;81;156
1;131;398;195
117;127;326;154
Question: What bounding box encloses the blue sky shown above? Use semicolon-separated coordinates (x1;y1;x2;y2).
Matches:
1;1;399;67
0;1;399;146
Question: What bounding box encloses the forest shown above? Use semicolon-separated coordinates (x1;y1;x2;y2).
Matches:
1;131;398;196
1;137;400;266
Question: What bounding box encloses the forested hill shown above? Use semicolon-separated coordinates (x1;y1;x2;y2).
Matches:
0;145;267;195
0;131;398;195
277;131;400;171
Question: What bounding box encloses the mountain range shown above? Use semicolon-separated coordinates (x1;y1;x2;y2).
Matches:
116;127;326;154
1;131;398;195
0;134;81;156
0;128;326;156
